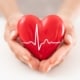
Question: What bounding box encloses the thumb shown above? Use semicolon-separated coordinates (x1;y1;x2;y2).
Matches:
64;24;74;45
10;30;18;40
64;34;72;45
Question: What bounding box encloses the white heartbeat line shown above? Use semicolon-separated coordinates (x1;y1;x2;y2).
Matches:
23;24;61;51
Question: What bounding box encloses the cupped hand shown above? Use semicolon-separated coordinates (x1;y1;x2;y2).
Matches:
4;13;40;70
39;15;75;73
4;13;76;72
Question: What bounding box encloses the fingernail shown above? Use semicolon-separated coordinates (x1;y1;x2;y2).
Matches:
27;62;32;69
23;56;29;61
67;35;72;44
47;66;52;72
10;30;16;39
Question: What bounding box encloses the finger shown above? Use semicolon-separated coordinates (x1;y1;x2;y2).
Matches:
39;24;75;72
39;60;50;73
5;25;25;57
46;60;63;72
4;24;18;41
8;30;34;62
64;23;75;45
8;40;40;70
30;57;40;70
5;27;39;70
39;55;64;73
42;45;70;72
47;24;75;62
10;30;18;40
48;25;75;68
19;55;40;70
45;43;72;72
9;40;31;60
18;52;40;70
39;26;74;72
4;22;40;70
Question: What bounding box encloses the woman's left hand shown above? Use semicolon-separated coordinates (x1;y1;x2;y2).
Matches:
39;16;75;72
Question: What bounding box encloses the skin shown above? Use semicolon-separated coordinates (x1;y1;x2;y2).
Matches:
39;0;78;72
39;20;75;72
2;0;40;70
0;0;78;72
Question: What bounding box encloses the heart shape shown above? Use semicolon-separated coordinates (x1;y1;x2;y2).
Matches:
17;15;64;60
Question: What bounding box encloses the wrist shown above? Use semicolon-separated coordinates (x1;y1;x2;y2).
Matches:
57;10;73;23
57;0;80;21
0;0;20;19
7;13;23;27
5;9;21;19
57;13;72;26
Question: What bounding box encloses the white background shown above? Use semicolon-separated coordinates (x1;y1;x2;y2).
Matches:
0;0;80;80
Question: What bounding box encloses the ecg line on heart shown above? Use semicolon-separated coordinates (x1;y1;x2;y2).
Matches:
23;24;61;51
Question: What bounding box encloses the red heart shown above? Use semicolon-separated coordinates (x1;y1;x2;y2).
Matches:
17;15;64;60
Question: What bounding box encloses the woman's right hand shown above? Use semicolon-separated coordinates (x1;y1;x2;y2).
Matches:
4;13;40;70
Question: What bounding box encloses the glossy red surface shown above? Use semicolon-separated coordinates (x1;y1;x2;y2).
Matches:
17;15;64;60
